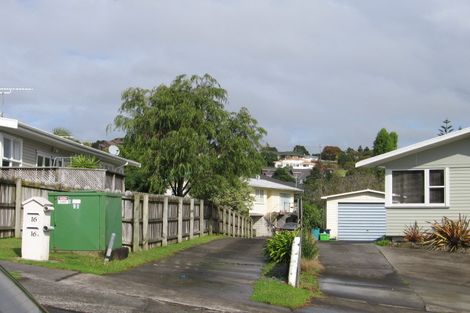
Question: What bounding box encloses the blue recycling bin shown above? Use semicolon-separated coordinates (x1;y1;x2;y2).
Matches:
311;228;320;240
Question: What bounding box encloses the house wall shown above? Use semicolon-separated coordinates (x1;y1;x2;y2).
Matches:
381;137;470;236
325;192;385;239
0;130;120;172
249;187;295;237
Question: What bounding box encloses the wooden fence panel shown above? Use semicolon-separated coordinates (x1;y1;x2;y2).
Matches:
0;179;255;250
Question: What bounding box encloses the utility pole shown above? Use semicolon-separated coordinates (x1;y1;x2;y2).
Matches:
0;87;33;117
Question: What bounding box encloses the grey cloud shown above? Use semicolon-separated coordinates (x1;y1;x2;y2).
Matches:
1;0;470;153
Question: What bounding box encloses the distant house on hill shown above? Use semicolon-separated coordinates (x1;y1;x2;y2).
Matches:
0;117;139;191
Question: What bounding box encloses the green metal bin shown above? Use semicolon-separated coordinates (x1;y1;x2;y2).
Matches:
48;191;122;251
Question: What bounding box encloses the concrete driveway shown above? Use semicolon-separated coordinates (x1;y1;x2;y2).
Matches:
1;238;288;313
308;242;426;313
379;246;470;313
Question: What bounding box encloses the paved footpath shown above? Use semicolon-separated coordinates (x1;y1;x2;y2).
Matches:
1;238;289;313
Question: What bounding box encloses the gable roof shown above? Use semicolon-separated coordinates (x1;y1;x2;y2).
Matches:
248;177;303;192
321;189;385;200
0;117;140;167
356;127;470;168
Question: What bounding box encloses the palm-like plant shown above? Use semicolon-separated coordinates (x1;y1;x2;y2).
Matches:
425;215;470;252
403;221;426;243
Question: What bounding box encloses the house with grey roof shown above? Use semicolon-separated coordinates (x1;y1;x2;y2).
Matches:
248;176;303;237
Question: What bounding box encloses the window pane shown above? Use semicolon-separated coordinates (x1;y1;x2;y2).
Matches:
429;170;444;186
430;188;445;203
392;171;424;203
37;156;44;167
3;138;11;158
44;157;50;167
12;140;20;160
2;160;10;167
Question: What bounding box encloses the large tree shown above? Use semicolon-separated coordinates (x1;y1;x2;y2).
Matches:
261;144;278;167
112;74;265;204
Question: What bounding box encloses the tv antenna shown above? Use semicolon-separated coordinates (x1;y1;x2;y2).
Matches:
0;87;33;117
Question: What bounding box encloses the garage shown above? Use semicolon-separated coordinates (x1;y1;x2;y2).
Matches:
322;189;385;241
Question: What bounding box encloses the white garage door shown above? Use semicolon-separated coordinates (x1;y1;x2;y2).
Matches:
338;202;386;241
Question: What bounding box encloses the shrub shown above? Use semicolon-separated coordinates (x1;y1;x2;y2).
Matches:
403;221;426;243
301;230;318;260
70;154;100;169
375;237;391;247
265;231;298;264
425;215;470;252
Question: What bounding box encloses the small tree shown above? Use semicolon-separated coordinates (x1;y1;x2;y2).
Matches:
272;167;295;183
321;146;342;161
438;118;454;136
293;145;309;156
373;128;398;156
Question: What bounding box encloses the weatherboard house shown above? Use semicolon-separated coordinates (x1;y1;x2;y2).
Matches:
356;128;470;237
0;117;140;191
248;176;303;237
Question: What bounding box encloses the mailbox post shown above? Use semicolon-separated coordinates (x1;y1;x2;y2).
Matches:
21;197;54;261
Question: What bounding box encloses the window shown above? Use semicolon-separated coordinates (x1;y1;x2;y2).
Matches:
391;169;446;206
37;152;53;167
1;135;22;167
255;189;264;203
279;193;291;210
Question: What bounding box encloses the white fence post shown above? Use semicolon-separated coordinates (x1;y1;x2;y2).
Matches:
288;236;301;287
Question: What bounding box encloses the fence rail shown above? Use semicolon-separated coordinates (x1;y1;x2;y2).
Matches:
0;179;253;247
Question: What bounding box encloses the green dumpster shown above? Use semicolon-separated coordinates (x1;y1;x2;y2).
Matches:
49;191;122;251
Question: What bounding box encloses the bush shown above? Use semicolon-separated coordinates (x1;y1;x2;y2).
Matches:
265;231;298;264
70;154;100;169
301;230;318;260
303;202;323;229
425;215;470;252
375;237;391;247
403;221;426;243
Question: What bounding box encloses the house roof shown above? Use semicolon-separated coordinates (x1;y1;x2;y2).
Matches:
0;117;140;167
356;127;470;168
248;177;303;192
321;189;385;200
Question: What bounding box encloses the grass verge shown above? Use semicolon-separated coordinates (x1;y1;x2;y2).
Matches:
251;259;323;309
0;235;223;275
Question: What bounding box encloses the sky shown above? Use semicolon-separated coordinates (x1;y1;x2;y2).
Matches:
1;0;470;154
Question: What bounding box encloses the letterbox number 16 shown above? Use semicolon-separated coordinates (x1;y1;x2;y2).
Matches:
31;216;38;223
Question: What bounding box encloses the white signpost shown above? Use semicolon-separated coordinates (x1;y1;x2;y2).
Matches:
21;197;55;261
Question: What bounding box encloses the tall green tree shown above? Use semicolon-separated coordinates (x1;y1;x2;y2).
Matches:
438;118;454;136
111;74;265;207
293;145;309;156
261;145;278;167
321;146;342;161
373;128;398;156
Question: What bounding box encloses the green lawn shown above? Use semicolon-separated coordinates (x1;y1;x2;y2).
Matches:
0;235;223;275
251;261;322;309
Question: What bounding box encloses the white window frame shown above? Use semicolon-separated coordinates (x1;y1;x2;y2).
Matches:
255;189;264;204
36;151;54;167
385;168;449;208
279;192;292;210
0;133;23;167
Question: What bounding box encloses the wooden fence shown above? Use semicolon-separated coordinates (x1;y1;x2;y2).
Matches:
122;192;253;251
0;179;253;249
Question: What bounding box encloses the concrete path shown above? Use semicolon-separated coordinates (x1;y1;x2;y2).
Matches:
310;242;426;313
379;246;470;313
1;238;288;313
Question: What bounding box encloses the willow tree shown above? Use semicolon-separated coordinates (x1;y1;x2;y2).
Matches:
111;74;265;206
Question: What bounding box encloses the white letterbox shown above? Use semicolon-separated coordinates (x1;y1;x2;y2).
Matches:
21;197;54;261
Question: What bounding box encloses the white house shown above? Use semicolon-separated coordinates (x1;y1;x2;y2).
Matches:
274;156;316;170
356;128;470;236
248;176;303;237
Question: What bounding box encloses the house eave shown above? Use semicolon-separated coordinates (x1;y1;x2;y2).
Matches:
356;127;470;168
